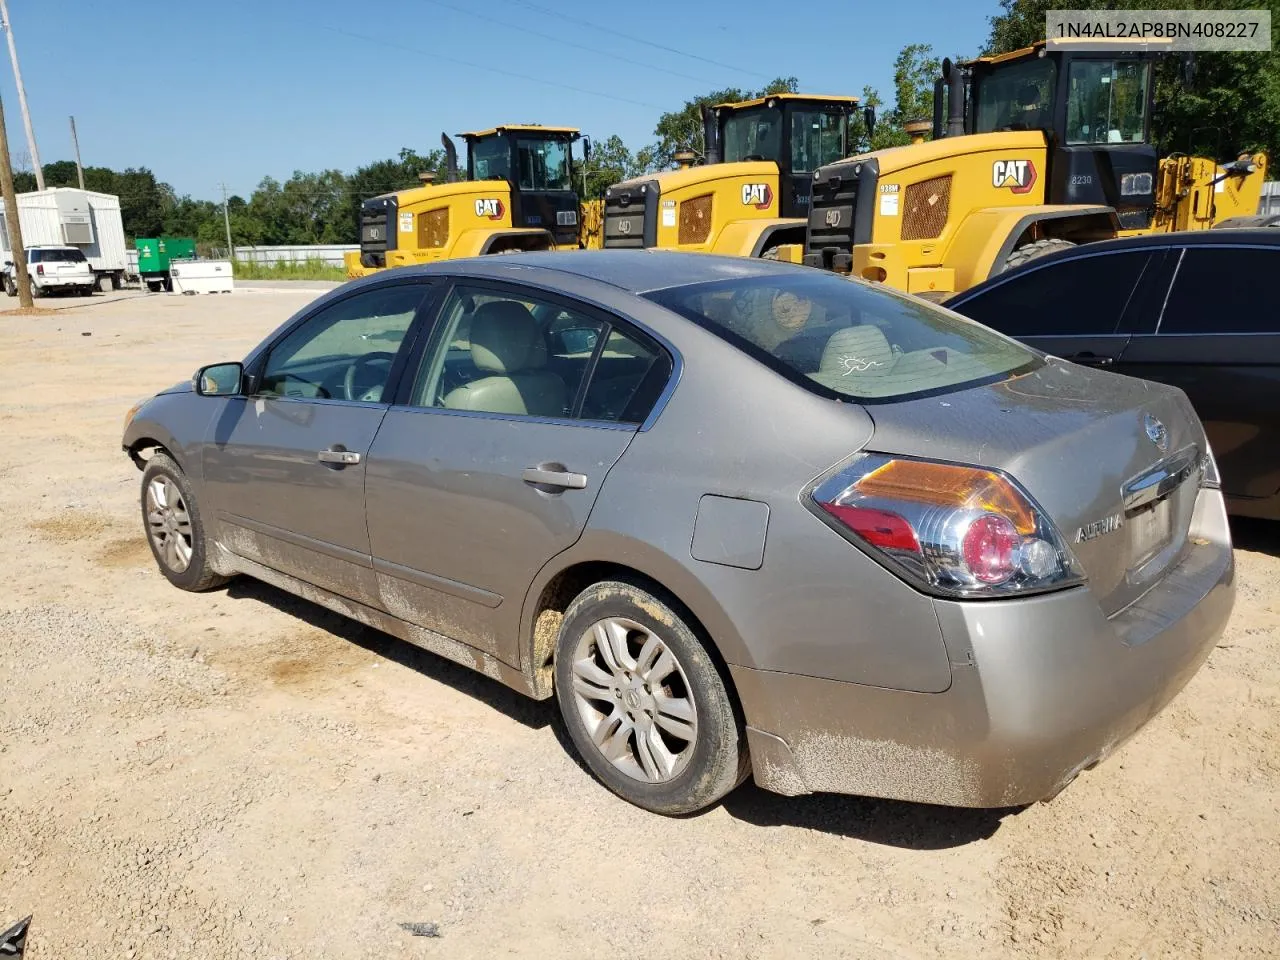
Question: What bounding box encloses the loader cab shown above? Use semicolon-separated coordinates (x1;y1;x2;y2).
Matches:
965;44;1159;228
712;95;858;217
461;125;584;247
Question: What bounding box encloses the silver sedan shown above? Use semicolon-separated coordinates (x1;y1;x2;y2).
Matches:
122;251;1234;815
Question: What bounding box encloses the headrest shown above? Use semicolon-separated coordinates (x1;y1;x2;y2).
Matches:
820;325;894;376
469;301;545;373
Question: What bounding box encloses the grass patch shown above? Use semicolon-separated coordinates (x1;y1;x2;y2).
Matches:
231;258;347;281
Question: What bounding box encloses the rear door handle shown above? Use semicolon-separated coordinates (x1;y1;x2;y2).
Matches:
522;466;588;490
317;448;362;465
1065;352;1115;367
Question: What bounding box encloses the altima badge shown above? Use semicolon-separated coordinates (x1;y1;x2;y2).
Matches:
1076;513;1123;543
1144;414;1169;452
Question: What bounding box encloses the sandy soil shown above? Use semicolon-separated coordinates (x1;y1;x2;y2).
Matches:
1;289;1277;959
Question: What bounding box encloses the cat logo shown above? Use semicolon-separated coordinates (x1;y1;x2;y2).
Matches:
474;198;506;219
741;183;773;209
824;209;842;227
992;159;1037;195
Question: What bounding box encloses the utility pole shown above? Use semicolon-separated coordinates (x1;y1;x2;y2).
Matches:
0;0;43;192
220;183;233;261
0;88;34;308
69;116;85;189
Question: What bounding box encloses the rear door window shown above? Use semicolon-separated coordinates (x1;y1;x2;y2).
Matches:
952;251;1152;337
1158;247;1276;334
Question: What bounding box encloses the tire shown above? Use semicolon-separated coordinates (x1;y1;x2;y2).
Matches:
111;274;123;290
761;246;781;260
554;579;749;815
4;277;14;297
1002;238;1077;272
30;279;44;299
140;451;230;592
98;274;111;293
162;276;174;293
146;280;162;293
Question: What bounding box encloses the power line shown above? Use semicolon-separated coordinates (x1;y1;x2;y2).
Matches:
323;25;661;110
499;0;774;82
419;0;722;87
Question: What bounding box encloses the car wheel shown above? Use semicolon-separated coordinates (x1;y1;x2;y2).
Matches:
1002;238;1076;272
554;580;749;814
29;279;44;299
3;277;14;297
140;451;230;592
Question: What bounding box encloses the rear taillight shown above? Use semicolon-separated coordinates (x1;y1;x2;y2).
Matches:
810;454;1084;598
36;263;44;276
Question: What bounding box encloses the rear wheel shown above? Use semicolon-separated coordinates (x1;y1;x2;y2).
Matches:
140;451;230;592
1003;238;1077;272
29;279;44;299
3;276;14;297
554;580;748;815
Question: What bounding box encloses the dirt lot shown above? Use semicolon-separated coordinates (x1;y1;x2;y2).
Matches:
1;289;1278;959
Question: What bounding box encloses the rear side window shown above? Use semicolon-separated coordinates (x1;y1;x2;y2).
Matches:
1159;248;1276;334
953;251;1151;337
647;271;1039;402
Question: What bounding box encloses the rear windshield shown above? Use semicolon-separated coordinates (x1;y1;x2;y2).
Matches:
645;271;1041;402
32;248;87;263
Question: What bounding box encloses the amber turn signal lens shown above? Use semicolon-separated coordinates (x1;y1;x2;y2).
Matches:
854;459;1038;535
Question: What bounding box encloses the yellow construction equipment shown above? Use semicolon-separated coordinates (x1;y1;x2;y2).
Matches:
602;94;864;259
801;42;1267;299
345;125;600;279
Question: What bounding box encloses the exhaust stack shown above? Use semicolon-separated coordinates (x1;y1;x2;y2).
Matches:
441;133;459;182
701;104;721;165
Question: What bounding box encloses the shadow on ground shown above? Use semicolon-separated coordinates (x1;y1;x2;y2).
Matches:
224;577;552;731
1230;517;1280;556
226;579;1014;848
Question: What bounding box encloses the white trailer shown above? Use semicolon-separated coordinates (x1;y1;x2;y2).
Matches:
0;187;130;290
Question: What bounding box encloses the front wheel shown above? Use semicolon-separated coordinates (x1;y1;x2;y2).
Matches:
140;451;230;592
554;580;749;815
3;276;14;297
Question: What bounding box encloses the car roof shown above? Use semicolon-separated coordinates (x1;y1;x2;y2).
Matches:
386;249;811;295
948;229;1280;304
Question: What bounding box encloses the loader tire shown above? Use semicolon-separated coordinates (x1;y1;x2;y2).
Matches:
1002;238;1076;273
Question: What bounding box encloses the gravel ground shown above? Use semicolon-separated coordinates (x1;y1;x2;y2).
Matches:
1;288;1278;959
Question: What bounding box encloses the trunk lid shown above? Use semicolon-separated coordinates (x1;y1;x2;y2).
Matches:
862;359;1208;616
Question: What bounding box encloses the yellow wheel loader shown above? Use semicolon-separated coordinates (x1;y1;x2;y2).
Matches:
801;42;1267;299
344;125;601;280
602;94;865;259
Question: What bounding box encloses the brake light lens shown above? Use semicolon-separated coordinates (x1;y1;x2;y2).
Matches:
36;263;44;276
811;454;1084;598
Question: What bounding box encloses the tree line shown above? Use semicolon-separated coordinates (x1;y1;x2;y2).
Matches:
10;0;1277;249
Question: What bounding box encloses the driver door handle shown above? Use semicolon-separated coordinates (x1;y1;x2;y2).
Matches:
522;466;588;490
318;448;362;465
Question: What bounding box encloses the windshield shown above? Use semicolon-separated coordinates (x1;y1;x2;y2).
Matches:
974;57;1058;133
1065;59;1149;144
646;272;1039;402
470;136;510;181
790;107;848;172
32;248;87;263
516;138;571;191
722;106;783;163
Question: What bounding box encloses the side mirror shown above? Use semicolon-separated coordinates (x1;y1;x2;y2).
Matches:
194;361;244;396
863;106;877;139
582;136;592;163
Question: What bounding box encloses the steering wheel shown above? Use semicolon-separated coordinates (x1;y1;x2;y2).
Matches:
343;352;396;402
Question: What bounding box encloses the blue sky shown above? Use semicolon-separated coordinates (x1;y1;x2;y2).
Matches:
1;0;992;201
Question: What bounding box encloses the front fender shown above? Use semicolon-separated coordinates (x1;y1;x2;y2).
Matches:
122;389;220;481
946;204;1118;289
710;218;805;258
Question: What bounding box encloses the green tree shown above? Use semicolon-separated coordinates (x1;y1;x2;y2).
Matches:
986;0;1280;162
579;134;638;199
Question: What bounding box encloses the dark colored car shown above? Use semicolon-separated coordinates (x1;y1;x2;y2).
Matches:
946;230;1280;520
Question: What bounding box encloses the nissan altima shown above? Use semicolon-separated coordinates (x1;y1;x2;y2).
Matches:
122;251;1234;815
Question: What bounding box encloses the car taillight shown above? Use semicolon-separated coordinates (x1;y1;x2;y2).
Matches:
36;263;44;275
810;454;1084;598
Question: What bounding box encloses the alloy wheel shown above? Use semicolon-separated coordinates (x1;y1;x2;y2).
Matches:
145;476;193;573
569;617;698;783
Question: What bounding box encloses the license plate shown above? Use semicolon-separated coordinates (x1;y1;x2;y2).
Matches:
1131;498;1172;562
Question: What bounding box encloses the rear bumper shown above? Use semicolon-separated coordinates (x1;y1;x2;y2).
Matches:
35;275;92;288
735;488;1236;807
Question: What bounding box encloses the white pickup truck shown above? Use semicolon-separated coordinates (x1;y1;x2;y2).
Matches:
4;244;96;298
